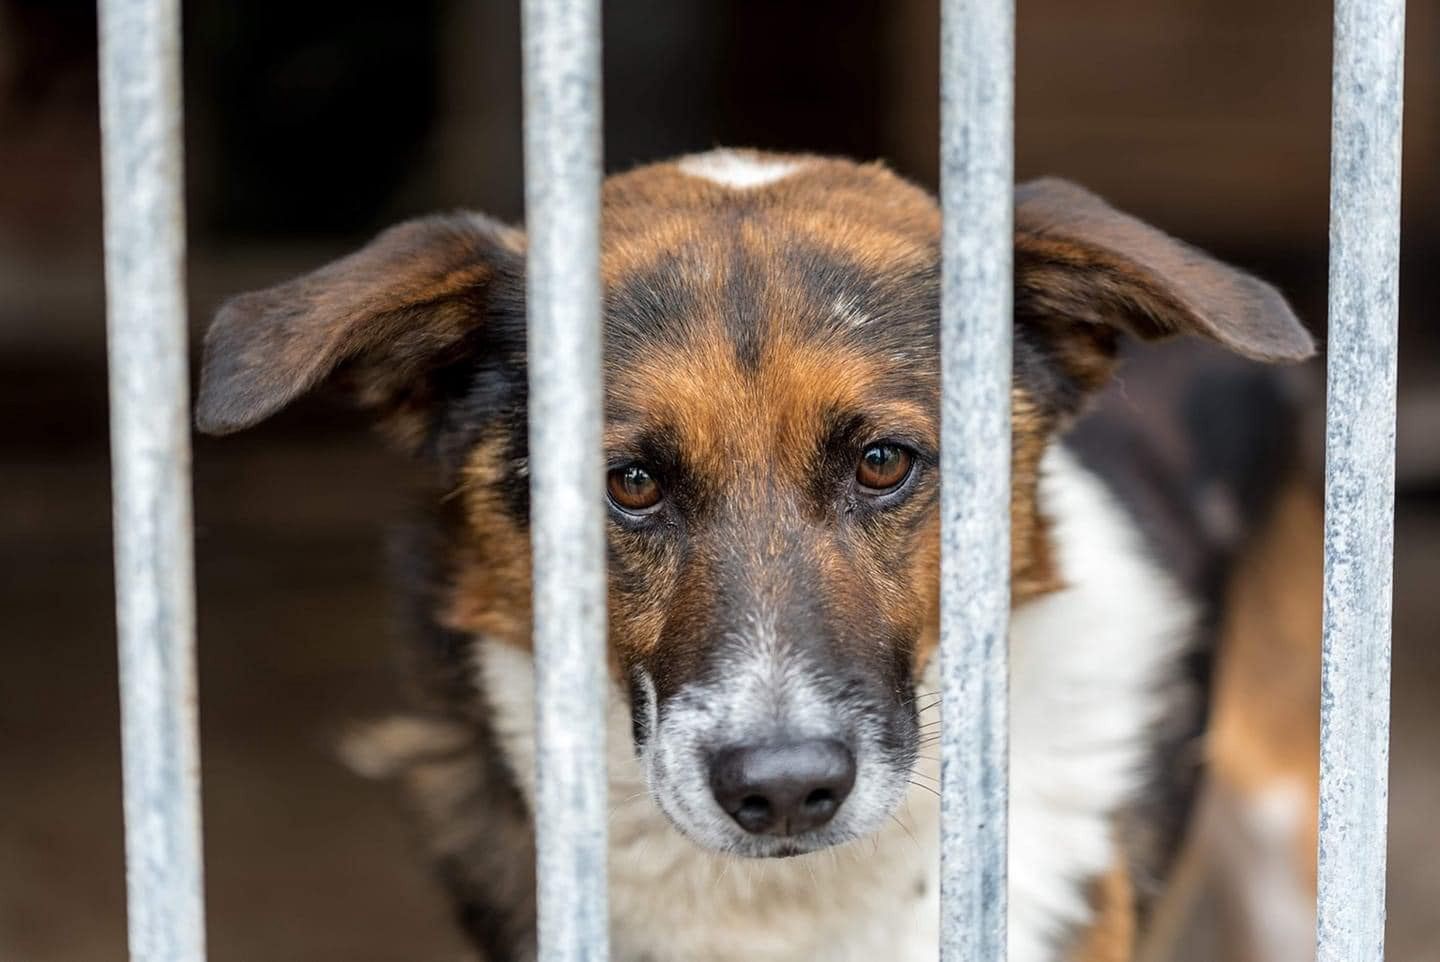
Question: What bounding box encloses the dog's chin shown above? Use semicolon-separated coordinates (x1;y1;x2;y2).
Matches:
720;831;859;860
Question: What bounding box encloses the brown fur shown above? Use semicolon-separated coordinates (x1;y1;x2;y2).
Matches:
1071;855;1139;962
1208;477;1323;955
445;434;535;648
196;214;525;447
1130;477;1323;962
1014;178;1311;365
1209;479;1323;828
599;156;941;286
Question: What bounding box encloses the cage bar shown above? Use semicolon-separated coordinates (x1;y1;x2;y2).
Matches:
97;0;206;959
937;0;1015;959
520;0;610;960
1317;0;1406;959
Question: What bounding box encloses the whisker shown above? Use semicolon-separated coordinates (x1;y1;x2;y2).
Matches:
605;788;651;819
712;854;734;891
904;690;943;711
907;779;941;799
889;812;920;850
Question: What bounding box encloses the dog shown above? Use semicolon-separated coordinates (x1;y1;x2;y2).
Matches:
195;150;1321;962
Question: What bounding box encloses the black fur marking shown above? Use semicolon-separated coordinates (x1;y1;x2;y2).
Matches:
724;240;769;371
605;254;704;355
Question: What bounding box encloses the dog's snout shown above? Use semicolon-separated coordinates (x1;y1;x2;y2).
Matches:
709;739;856;836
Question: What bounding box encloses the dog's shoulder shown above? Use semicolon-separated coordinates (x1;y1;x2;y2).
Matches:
1064;338;1306;600
1052;339;1310;936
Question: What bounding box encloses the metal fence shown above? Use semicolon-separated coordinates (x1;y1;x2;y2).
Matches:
96;0;1406;960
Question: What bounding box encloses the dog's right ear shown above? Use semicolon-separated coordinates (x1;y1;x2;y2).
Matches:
195;212;523;440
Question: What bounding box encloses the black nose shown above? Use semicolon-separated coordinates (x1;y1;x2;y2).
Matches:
709;739;857;836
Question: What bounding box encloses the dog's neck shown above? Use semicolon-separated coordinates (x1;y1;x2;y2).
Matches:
476;444;1194;962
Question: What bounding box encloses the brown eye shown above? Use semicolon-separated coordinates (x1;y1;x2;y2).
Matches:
607;464;663;513
856;443;913;493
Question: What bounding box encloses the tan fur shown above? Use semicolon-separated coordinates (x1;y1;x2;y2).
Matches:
1010;388;1065;602
1137;478;1323;962
1203;478;1324;962
1208;478;1322;911
1070;855;1138;962
445;436;535;648
1209;480;1323;840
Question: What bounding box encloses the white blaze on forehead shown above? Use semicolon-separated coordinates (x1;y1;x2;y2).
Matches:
677;149;806;189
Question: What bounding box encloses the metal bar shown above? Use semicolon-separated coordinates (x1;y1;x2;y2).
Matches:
938;0;1014;959
521;0;609;959
1318;0;1406;959
97;0;206;959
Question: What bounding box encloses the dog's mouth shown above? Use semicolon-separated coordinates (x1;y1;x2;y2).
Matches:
762;842;807;859
720;835;846;860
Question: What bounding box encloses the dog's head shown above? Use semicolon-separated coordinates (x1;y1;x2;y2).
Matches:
198;150;1311;859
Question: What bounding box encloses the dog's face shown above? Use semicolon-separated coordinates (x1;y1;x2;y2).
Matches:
591;159;949;856
196;150;1311;859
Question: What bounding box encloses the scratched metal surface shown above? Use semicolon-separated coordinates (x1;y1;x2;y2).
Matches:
97;0;207;959
521;1;610;960
938;1;1015;959
1318;1;1407;960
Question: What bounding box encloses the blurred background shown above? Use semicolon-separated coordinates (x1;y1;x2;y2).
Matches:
1;0;1436;959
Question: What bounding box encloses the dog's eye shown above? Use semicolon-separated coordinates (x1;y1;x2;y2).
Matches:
856;443;913;493
608;464;663;513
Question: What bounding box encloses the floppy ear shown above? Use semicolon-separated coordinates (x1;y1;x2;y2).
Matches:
195;212;524;439
1013;178;1313;395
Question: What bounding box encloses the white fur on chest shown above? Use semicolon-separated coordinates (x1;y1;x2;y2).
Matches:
477;446;1194;962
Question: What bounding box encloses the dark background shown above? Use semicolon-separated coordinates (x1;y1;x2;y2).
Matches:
1;1;1437;959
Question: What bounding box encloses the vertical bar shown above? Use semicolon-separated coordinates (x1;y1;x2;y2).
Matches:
938;0;1014;959
1318;0;1406;959
521;0;609;960
97;0;206;960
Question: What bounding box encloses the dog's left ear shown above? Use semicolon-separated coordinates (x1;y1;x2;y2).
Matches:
195;212;523;443
1013;178;1314;394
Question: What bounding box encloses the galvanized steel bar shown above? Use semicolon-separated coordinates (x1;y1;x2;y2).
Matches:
521;0;609;959
1318;0;1406;959
97;0;206;959
938;0;1014;958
